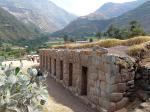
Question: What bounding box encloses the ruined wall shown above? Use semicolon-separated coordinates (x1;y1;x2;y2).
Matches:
40;49;135;112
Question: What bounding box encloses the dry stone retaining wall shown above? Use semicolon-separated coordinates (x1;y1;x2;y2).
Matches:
40;49;135;112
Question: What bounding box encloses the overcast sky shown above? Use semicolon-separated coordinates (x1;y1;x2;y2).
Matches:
50;0;136;16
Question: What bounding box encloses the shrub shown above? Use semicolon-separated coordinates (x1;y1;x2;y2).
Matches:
0;67;49;112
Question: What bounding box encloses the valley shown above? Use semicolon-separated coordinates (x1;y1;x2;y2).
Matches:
0;0;150;112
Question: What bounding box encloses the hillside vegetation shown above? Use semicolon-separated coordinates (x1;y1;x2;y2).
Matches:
0;0;77;32
0;7;40;40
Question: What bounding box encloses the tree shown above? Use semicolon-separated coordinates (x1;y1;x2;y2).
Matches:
103;21;146;39
63;34;69;42
104;24;125;39
89;38;93;42
69;38;75;42
105;24;119;38
119;28;130;39
129;20;146;37
96;32;102;39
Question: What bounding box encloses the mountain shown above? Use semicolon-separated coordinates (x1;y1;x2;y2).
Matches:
90;0;147;20
0;7;40;40
0;0;77;33
53;0;149;37
112;0;150;33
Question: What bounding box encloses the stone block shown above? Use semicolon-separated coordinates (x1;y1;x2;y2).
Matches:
112;74;129;84
105;73;116;84
98;70;106;81
101;91;109;97
116;97;128;110
100;98;110;109
100;81;110;93
92;56;101;66
90;73;98;81
108;102;117;112
92;96;99;104
99;62;107;72
126;80;134;86
110;93;123;102
111;83;127;93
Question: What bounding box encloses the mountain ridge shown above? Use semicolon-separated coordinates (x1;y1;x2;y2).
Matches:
0;0;77;33
0;7;40;40
52;0;150;37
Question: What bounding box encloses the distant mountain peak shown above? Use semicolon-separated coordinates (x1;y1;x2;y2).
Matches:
52;0;149;37
94;0;148;19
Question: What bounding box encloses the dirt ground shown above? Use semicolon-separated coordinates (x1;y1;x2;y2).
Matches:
45;76;98;112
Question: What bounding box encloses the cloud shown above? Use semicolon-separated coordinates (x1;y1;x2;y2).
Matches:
50;0;136;16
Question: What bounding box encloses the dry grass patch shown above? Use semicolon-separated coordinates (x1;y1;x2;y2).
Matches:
53;39;125;49
52;36;150;57
123;36;150;46
127;39;150;57
127;45;148;57
52;36;150;50
95;39;125;48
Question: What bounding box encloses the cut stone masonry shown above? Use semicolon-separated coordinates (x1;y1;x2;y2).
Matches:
39;48;149;112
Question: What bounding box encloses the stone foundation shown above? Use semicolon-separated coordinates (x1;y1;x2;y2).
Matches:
40;49;135;112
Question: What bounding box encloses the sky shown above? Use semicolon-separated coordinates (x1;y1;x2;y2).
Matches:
50;0;136;16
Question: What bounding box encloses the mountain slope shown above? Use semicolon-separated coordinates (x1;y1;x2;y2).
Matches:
91;0;147;20
0;7;40;40
53;0;150;37
112;0;150;33
0;0;77;33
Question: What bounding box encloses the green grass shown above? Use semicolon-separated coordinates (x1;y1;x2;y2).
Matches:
0;49;25;58
45;38;64;47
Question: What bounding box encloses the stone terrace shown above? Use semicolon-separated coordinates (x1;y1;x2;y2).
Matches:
40;48;136;112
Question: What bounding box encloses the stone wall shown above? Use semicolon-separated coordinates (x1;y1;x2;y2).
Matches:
39;49;135;112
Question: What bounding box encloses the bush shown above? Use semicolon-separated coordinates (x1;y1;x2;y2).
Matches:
0;67;49;112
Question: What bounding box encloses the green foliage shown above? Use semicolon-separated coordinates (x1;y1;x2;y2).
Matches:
69;38;75;42
62;34;77;42
15;67;20;75
105;24;119;38
10;33;49;50
96;32;103;39
0;49;25;59
129;20;146;37
89;38;93;42
98;21;147;39
0;68;49;112
63;34;69;42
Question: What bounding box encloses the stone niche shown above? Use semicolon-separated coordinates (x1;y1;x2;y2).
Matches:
39;49;135;112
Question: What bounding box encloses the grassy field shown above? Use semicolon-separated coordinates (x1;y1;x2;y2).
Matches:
45;38;64;47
